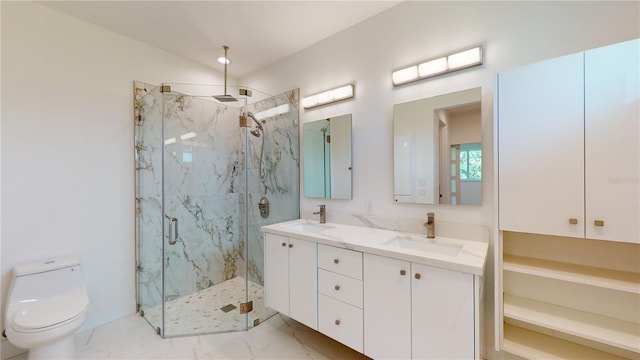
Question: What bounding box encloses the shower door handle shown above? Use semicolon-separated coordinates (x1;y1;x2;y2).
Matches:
165;215;178;245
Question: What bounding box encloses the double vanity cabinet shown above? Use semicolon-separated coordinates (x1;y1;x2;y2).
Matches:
496;38;639;359
262;220;488;359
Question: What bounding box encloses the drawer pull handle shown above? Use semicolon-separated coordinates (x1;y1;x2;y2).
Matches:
335;319;341;326
415;273;421;280
334;285;340;291
281;242;286;247
594;220;605;227
334;258;339;264
288;243;293;248
568;218;578;225
400;269;406;276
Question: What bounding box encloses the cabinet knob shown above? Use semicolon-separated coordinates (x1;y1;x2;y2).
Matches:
335;319;341;326
415;273;421;280
568;218;578;225
333;258;339;264
400;269;406;276
281;242;286;247
334;285;340;291
594;220;605;227
288;243;293;248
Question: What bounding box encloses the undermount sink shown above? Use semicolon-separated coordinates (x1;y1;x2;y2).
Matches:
283;222;334;233
384;236;463;257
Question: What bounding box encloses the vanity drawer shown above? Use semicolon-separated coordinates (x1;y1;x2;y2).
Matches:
318;269;363;308
318;244;363;280
318;294;363;353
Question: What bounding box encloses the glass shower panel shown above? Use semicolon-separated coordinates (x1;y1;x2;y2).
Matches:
242;89;300;328
136;84;164;333
161;93;247;336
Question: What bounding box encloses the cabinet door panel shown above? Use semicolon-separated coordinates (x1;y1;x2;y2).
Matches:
289;237;318;329
264;233;289;316
412;263;474;359
498;52;585;237
363;254;411;359
585;39;639;243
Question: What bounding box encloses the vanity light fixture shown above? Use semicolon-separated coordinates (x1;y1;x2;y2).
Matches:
302;84;354;109
392;46;483;86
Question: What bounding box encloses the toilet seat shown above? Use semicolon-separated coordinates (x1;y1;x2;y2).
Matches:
12;295;89;333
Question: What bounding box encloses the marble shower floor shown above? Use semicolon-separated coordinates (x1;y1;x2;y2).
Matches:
143;277;275;337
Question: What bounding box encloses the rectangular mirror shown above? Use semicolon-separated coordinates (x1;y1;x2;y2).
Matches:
303;114;352;199
393;88;482;205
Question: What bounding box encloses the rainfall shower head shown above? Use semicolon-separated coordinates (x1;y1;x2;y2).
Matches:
213;46;238;103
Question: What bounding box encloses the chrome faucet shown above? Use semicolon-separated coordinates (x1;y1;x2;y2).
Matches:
425;212;435;238
313;205;326;224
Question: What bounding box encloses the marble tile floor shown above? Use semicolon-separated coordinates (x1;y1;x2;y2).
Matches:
142;277;275;336
8;313;370;360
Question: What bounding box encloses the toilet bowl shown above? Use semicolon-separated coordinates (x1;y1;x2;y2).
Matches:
5;256;89;360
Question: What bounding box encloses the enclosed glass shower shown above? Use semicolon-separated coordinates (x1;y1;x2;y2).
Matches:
134;82;299;337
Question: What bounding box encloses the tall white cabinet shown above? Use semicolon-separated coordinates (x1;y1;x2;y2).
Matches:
496;38;640;359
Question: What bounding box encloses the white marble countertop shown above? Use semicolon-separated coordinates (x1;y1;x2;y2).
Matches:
262;219;488;276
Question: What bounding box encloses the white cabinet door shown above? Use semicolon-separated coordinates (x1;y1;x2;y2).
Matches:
412;263;474;359
498;52;585;238
264;233;290;316
288;237;318;329
585;39;639;243
363;254;411;359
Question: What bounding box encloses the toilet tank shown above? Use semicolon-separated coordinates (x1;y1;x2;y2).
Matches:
7;256;88;311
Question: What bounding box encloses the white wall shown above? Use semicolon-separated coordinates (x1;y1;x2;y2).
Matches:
240;1;639;358
0;1;231;339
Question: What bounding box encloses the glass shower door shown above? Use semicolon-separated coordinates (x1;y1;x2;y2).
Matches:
161;92;248;336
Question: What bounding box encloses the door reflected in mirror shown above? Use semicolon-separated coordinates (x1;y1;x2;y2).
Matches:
393;87;482;206
303;114;352;199
438;102;482;205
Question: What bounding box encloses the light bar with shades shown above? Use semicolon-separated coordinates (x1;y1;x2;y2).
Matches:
302;84;354;109
392;46;483;86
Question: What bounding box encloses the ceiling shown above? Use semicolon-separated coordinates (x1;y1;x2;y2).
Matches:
41;1;401;78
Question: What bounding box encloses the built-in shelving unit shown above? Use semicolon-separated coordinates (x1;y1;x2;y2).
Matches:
496;38;640;360
500;232;640;360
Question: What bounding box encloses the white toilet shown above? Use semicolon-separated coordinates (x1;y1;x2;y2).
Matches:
5;255;89;359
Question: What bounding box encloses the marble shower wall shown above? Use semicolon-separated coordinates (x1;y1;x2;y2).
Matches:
242;89;300;286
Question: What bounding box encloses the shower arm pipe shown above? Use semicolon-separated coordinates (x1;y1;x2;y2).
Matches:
223;46;229;96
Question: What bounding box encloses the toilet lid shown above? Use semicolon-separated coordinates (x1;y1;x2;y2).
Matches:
13;294;89;331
